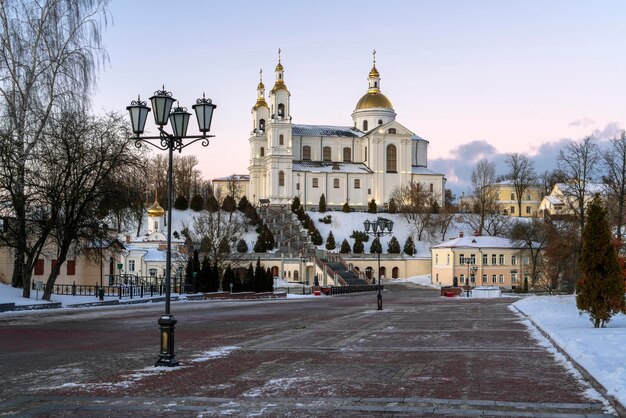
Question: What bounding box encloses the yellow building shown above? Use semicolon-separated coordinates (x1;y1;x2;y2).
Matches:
431;234;535;290
459;181;542;217
212;174;250;200
539;181;606;217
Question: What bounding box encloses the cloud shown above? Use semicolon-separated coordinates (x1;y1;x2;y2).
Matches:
569;117;596;127
592;122;622;140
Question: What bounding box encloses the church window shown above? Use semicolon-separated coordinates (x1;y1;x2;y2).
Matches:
323;146;331;161
526;206;531;214
363;120;368;131
302;146;311;161
312;178;319;188
279;134;284;145
354;179;360;189
343;147;351;162
386;144;397;173
259;119;265;131
378;119;383;125
374;81;378;88
278;103;285;117
260;147;265;157
128;260;135;272
388;128;396;134
279;171;285;187
511;206;515;214
364;146;367;161
296;183;300;191
155;221;159;231
333;179;339;188
429;183;433;192
511;193;515;200
368;188;371;194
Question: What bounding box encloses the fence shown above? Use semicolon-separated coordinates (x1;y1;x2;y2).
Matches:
33;280;198;300
329;284;382;295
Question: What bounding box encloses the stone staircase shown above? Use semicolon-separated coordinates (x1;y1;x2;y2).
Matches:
318;253;370;286
258;205;312;255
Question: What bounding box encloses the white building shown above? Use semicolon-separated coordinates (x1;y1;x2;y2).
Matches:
248;51;446;210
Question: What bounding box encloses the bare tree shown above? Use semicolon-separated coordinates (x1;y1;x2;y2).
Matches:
35;111;141;300
173;155;199;201
469;159;499;235
389;181;438;241
505;153;537;217
602;131;626;244
557;136;600;241
509;218;548;292
0;0;109;290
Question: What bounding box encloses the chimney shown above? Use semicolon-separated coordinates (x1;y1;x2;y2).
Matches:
473;230;481;236
459;231;464;238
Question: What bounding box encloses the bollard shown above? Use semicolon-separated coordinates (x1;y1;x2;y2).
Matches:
72;281;76;296
130;286;133;299
119;285;122;300
140;285;143;298
98;287;104;301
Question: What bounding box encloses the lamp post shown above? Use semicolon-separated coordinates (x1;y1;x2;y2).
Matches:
363;217;394;310
300;254;308;295
127;87;216;367
464;259;477;298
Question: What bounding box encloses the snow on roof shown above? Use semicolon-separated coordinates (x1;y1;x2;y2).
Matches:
292;124;365;138
213;174;250;182
411;166;443;176
545;195;562;205
432;235;525;249
556;182;606;196
293;161;373;174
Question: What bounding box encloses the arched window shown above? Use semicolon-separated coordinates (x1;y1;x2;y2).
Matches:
278;103;285;117
387;128;396;134
365;267;373;279
374;81;378;88
302;145;311;161
343;147;351;162
392;267;399;279
379;266;386;278
260;147;265;157
279;134;284;145
279;171;285;186
323;146;331;161
386;144;397;173
364;146;367;161
294;270;299;280
259;119;265;131
378;119;383;125
363;120;368;131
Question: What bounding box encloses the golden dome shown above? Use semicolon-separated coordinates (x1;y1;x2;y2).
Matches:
254;96;268;110
369;65;380;78
271;79;288;94
257;81;265;90
275;62;284;72
355;91;393;111
148;198;164;217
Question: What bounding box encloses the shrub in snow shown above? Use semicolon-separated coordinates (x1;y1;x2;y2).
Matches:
342;201;351;213
174;195;188;210
318;215;331;224
237;195;250;212
388;198;398;214
350;230;369;242
368;199;377;213
340;239;351;254
319;194;326;212
236;239;248;253
326;231;336;250
353;239;364;254
370;237;382;254
388;236;401;254
291;196;301;212
206;195;219;212
403;236;416;256
190;195;204;211
221;195;236;212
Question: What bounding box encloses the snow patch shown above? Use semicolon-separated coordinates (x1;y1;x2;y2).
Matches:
191;346;240;363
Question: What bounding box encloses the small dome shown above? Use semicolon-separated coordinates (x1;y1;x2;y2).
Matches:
369;65;380;78
257;81;265;90
148;200;164;217
271;80;288;94
275;62;284;72
254;96;268;110
355;91;393;111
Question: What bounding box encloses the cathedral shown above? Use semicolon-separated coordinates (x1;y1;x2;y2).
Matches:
248;51;446;210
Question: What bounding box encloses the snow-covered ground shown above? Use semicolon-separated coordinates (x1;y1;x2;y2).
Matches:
383;274;437;287
513;295;626;409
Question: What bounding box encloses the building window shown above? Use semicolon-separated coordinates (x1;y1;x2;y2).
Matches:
526;194;531;200
492;275;497;283
368;188;371;194
491;254;497;265
333;178;339;188
511;193;515;200
279;171;285;186
378;119;383;125
312;178;318;188
512;272;517;283
511;206;515;214
499;254;505;265
296;182;300;191
323;146;331;161
446;254;450;265
512;255;517;265
460;274;465;284
429;183;434;192
482;254;488;265
524;255;530;265
303;145;311;161
482;274;487;283
499;274;504;283
364;146;367;162
363;120;368;131
34;259;44;275
526;206;531;214
259;119;265;131
388;128;396;134
459;254;465;264
469;254;476;264
435;254;439;264
343;147;351;162
67;260;76;276
279;134;284;145
354;179;360;189
386;144;397;173
278;103;285;117
470;274;475;284
128;260;135;272
260;147;265;157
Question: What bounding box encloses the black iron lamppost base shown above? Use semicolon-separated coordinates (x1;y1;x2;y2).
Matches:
155;314;179;367
377;291;383;310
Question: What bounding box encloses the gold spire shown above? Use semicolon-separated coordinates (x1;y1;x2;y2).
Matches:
275;48;283;71
257;68;265;90
355;50;393;111
271;48;288;94
147;192;165;217
369;48;380;78
254;68;268;110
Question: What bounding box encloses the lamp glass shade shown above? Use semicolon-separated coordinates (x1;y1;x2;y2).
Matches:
387;220;394;232
169;108;191;138
363;220;371;232
150;92;175;126
126;101;151;135
192;100;217;133
372;222;379;233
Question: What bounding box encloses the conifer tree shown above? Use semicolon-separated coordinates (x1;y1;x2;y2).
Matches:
265;267;274;292
319;194;326;212
370;237;382;254
388;198;398;214
353;239;364;254
236;239;248;253
206;195;220;212
368;199;377;214
209;264;220;292
190;195;204;211
311;227;323;246
388;236;401;254
342;201;351;213
254;258;265;292
340;239;351;253
218;237;230;253
291;196;301;213
403;236;416;256
222;265;235;292
200;256;211;292
174;195;189;210
244;263;255;292
577;195;625;327
325;231;336;250
237;195;250;212
221;195;237;212
296;205;306;221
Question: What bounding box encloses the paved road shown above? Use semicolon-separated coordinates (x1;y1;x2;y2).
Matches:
0;284;615;417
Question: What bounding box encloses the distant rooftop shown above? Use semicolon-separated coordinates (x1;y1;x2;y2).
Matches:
292;124;365;138
213;174;250;182
292;161;373;174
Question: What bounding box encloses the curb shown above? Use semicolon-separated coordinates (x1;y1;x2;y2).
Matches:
512;304;624;417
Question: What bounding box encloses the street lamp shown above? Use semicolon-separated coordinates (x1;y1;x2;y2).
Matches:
363;217;394;310
127;87;216;367
300;253;308;295
464;258;477;298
